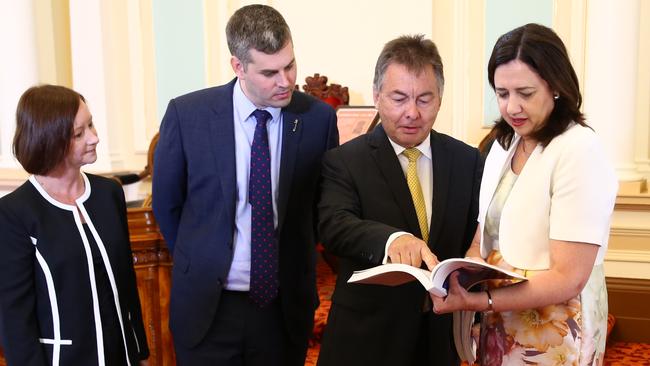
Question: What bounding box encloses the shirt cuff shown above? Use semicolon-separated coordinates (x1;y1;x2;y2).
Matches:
382;231;413;264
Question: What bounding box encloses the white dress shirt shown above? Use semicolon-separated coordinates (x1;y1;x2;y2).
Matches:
382;134;433;263
226;79;283;290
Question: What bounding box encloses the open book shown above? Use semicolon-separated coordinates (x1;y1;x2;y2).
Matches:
348;258;527;363
347;257;527;297
453;310;478;363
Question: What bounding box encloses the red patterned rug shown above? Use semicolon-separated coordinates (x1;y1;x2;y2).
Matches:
605;342;650;365
305;256;335;366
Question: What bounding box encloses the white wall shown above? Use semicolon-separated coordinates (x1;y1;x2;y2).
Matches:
0;0;39;169
277;1;433;106
0;0;648;179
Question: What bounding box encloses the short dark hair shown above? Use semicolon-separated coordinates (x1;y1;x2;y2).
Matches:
226;4;292;67
13;84;85;175
373;34;444;96
487;23;587;149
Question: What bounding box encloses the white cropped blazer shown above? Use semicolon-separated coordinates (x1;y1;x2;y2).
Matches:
478;123;618;270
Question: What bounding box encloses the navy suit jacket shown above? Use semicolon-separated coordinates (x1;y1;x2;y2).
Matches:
152;79;338;348
317;125;482;366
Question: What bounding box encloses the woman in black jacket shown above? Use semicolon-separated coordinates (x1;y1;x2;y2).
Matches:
0;85;149;366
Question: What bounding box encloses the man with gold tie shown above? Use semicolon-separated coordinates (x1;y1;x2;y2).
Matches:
316;35;482;366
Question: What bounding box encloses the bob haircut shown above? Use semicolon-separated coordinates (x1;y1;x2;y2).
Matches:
487;23;588;150
13;84;85;175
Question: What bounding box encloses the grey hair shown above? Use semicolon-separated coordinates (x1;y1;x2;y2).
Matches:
226;4;292;67
373;34;444;97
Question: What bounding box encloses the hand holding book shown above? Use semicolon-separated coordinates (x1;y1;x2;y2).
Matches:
431;271;494;313
434;270;507;364
347;257;527;364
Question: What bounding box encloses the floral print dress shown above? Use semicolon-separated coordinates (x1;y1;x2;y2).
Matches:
479;167;608;366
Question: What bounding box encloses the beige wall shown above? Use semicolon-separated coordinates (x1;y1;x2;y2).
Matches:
2;0;649;172
0;0;648;277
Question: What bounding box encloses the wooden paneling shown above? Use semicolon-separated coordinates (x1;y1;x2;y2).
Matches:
607;276;650;343
128;207;176;366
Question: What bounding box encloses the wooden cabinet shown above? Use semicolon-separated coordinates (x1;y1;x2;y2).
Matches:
128;207;176;366
0;207;175;366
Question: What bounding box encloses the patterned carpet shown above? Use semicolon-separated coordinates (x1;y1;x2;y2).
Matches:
305;255;335;366
305;258;650;365
605;342;650;365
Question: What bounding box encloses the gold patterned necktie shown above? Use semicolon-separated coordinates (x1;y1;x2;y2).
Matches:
403;148;429;243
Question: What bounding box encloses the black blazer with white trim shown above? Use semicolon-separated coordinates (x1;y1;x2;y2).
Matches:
0;173;149;366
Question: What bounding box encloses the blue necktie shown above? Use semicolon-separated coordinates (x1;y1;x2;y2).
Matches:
249;109;278;307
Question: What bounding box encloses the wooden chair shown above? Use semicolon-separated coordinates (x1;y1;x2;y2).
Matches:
301;73;354;273
113;132;159;207
302;73;349;109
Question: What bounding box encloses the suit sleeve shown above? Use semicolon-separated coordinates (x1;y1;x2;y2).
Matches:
152;99;187;254
326;107;339;150
0;203;47;365
112;183;150;361
549;133;618;244
464;148;483;250
318;148;398;265
313;107;339;236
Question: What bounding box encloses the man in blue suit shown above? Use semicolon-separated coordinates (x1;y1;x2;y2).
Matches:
152;5;338;366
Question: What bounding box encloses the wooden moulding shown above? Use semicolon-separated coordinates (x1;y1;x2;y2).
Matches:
606;277;650;343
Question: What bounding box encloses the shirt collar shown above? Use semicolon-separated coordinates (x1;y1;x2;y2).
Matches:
388;133;432;160
233;78;282;123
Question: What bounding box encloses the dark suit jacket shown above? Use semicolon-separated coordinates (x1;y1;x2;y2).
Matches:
317;125;482;366
152;79;338;348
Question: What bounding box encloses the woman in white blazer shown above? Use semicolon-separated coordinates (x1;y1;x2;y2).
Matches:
431;24;617;365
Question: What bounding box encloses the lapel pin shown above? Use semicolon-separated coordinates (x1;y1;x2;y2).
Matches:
292;119;299;132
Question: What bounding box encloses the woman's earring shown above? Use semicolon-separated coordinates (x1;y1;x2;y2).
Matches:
553;93;560;100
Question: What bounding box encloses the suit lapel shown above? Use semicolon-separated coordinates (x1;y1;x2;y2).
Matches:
277;109;301;232
369;126;422;238
429;130;451;247
207;81;238;226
